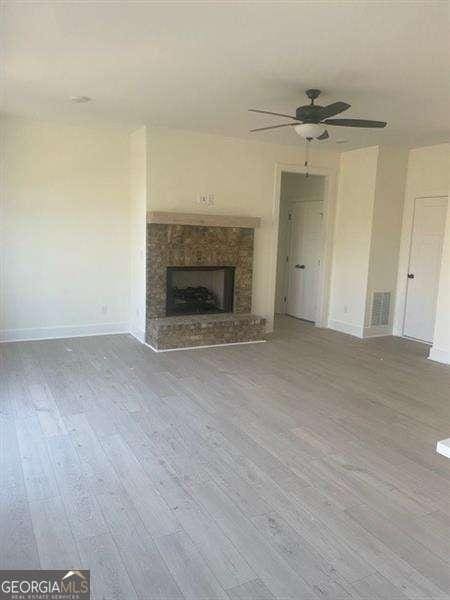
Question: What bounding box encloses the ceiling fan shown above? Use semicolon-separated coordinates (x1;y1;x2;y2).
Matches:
249;89;387;140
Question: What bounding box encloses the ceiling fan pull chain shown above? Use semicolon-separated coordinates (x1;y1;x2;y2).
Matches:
304;138;310;177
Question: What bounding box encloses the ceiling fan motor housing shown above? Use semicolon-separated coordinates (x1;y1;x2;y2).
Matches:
295;104;323;122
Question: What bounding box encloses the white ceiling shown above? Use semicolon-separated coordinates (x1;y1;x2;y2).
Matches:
2;1;449;150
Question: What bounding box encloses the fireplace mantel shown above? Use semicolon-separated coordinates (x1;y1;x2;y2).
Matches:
147;211;261;229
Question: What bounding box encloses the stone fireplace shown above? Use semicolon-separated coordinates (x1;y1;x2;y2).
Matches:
146;212;265;350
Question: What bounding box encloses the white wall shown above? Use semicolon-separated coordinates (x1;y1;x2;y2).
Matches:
1;117;131;341
129;127;148;342
147;127;339;329
431;201;450;364
394;143;450;343
328;146;379;336
280;172;325;202
275;197;291;314
329;145;409;338
365;145;409;332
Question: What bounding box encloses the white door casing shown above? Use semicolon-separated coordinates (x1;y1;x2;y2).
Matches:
287;201;324;322
403;196;448;343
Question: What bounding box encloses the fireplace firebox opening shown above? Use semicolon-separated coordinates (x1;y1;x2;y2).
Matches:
166;266;235;316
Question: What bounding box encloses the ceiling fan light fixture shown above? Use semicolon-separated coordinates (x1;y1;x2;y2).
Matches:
294;123;326;139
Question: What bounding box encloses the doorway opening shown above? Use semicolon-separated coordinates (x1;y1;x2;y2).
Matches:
275;172;326;324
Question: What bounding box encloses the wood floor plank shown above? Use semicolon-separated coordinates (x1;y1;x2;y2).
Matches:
227;579;276;600
16;414;59;502
190;479;319;599
3;317;450;599
347;503;450;594
96;490;183;600
65;412;123;495
29;494;82;569
156;530;229;599
350;573;410;600
0;416;40;568
28;382;67;437
78;533;138;600
47;434;108;540
280;475;450;599
174;503;255;589
252;511;355;599
100;433;180;537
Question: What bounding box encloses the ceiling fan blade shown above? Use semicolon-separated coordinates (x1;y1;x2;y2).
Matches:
323;118;387;128
316;129;329;140
318;102;351;119
250;123;298;132
249;109;300;121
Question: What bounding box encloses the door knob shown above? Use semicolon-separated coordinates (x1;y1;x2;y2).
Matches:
407;273;415;279
295;264;306;269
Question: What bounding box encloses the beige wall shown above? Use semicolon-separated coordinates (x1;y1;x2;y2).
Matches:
366;145;409;331
1;117;131;340
393;143;450;364
329;145;409;337
394;143;450;345
431;201;450;364
147;127;339;328
280;172;325;202
4;116;446;352
129;127;148;342
275;196;291;314
328;146;379;335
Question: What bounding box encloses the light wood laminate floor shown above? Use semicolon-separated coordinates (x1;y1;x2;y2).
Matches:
1;316;450;600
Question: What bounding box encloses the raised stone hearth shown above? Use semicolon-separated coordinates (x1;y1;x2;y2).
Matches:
146;212;265;350
147;313;266;351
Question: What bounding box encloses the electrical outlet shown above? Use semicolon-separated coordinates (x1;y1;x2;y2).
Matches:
101;305;108;315
198;192;215;207
344;305;349;314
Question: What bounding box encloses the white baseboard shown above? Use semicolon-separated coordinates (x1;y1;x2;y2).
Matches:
0;322;130;343
144;339;266;353
328;319;364;338
328;320;393;339
428;347;450;365
129;327;146;343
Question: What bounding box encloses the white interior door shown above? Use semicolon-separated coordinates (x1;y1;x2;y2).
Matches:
287;201;323;322
403;196;448;343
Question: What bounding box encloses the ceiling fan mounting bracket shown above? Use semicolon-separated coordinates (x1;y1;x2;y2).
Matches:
305;88;322;103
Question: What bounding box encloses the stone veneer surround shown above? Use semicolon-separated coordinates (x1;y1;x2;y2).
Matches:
147;313;266;351
146;220;265;350
146;223;254;319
